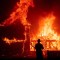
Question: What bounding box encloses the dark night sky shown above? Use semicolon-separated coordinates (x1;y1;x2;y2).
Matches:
0;0;60;39
0;0;19;22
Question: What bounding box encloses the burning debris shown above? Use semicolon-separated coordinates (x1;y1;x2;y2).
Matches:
0;0;34;48
0;0;60;53
3;37;24;45
30;13;60;51
0;0;34;55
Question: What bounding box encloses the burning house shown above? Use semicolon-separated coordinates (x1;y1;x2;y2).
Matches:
0;0;34;57
0;0;60;58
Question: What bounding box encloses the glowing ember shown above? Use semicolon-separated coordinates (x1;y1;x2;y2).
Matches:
3;37;25;53
3;37;24;45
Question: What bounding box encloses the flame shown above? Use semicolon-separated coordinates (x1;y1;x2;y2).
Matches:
2;12;60;52
1;0;60;52
32;13;60;40
3;37;25;53
0;0;34;26
30;13;60;51
3;37;24;45
17;0;34;25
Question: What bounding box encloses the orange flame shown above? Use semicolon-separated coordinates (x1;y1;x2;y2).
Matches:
32;13;60;40
17;0;34;25
3;37;24;45
30;13;60;51
1;0;34;26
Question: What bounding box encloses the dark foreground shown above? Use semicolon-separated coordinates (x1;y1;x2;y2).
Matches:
0;57;60;60
0;56;60;60
0;51;60;60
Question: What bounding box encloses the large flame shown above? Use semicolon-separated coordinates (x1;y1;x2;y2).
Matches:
16;0;34;25
1;0;60;52
0;0;34;52
30;13;60;51
32;13;60;40
0;0;34;26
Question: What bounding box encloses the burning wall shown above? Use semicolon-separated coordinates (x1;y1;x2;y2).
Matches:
0;0;34;43
0;0;60;52
30;13;60;51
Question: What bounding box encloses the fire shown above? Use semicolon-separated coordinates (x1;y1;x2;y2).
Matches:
3;37;24;45
3;37;25;54
30;13;60;51
1;0;34;26
17;0;34;25
0;0;34;52
32;13;60;40
0;0;60;52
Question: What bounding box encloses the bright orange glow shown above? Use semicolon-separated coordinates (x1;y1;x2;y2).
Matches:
1;0;34;26
3;37;25;53
32;13;60;40
16;0;34;25
1;0;60;52
3;13;60;51
30;13;60;51
3;37;24;45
